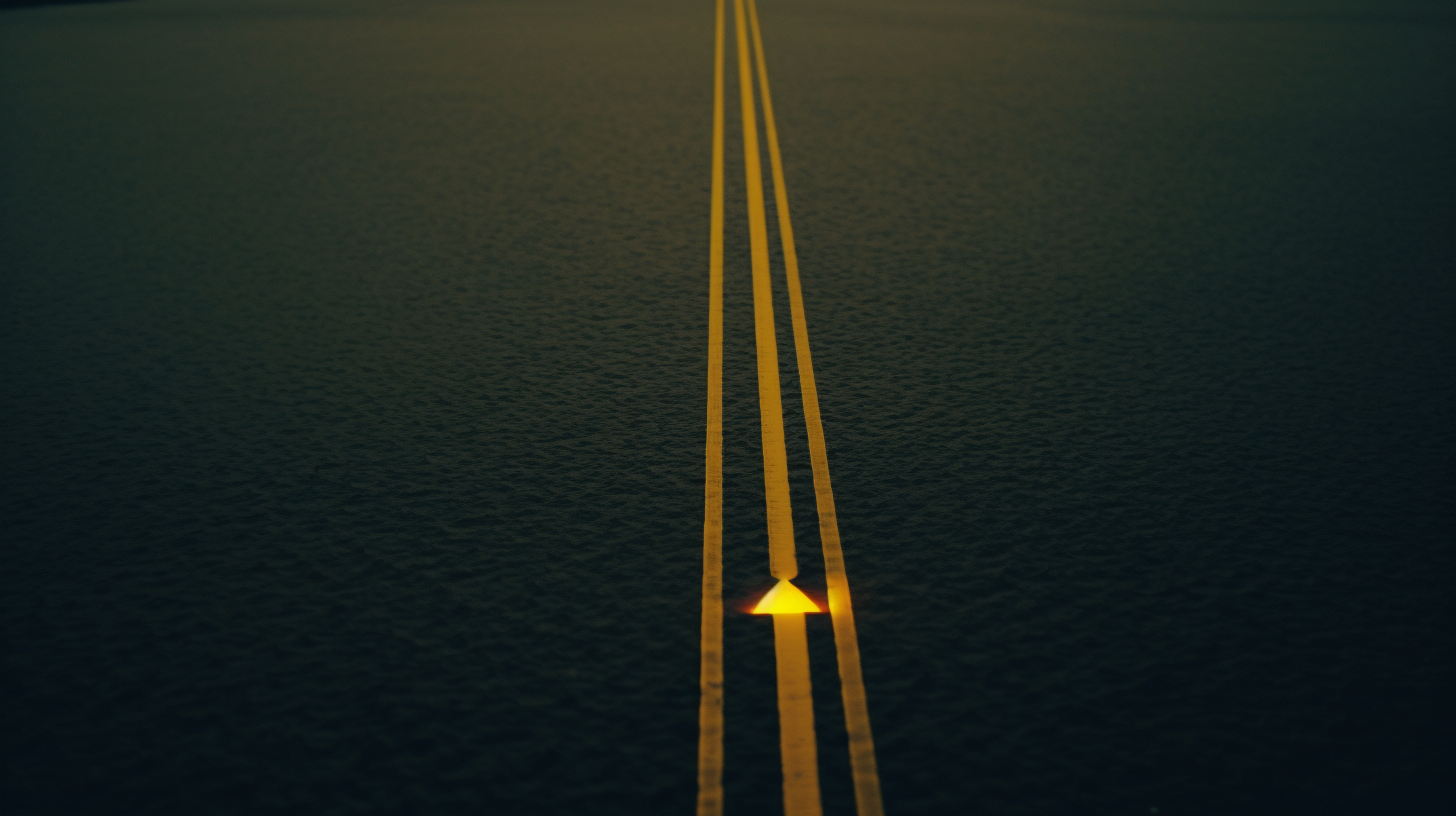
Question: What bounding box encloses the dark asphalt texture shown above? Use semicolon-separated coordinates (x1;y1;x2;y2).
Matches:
3;1;1452;814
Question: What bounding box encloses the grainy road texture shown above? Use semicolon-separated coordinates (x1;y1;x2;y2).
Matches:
3;1;1452;814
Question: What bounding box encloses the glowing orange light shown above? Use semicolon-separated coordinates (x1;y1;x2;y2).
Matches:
751;579;822;615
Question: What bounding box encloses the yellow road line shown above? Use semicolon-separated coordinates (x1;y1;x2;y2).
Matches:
734;0;797;583
745;1;886;813
773;611;824;816
736;0;822;811
696;1;726;813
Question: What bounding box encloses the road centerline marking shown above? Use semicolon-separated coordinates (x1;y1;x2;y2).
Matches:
735;0;823;812
745;1;887;813
735;0;798;585
695;0;726;813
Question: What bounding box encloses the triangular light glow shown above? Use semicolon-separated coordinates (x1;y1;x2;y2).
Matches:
751;579;822;614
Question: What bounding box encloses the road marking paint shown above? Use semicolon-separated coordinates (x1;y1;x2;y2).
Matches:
736;0;824;811
734;0;797;583
773;611;824;816
696;0;727;813
745;1;886;813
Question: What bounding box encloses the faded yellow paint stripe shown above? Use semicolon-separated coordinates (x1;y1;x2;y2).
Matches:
734;0;797;582
745;1;886;813
773;612;824;816
696;1;727;813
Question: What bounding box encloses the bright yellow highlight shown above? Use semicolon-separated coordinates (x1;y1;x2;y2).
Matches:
752;579;823;615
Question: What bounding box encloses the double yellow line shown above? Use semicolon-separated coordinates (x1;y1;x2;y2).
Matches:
698;1;884;814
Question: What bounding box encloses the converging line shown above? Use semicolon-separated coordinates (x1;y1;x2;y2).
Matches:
699;2;882;814
735;0;799;585
735;0;823;812
695;1;727;814
745;1;886;813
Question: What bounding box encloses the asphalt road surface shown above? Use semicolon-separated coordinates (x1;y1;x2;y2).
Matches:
3;1;1452;814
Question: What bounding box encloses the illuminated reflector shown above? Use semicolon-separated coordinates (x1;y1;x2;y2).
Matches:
751;579;822;615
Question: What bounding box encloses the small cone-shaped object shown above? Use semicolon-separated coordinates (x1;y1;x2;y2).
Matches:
752;579;822;615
